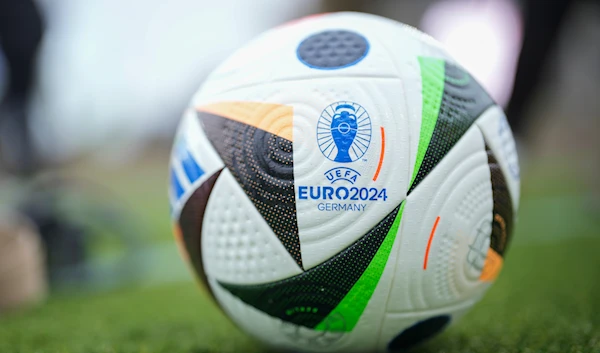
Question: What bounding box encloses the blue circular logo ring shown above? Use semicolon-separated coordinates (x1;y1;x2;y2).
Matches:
317;101;372;163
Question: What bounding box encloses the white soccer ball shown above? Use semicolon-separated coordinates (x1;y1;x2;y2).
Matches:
169;12;520;353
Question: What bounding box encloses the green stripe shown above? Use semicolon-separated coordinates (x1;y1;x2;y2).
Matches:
409;57;445;189
314;202;406;332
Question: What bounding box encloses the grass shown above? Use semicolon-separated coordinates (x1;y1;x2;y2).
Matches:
1;231;598;353
0;157;599;353
425;236;600;353
0;283;259;353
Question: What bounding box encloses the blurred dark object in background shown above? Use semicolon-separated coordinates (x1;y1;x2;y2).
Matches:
17;176;146;291
507;0;580;139
507;0;599;212
20;182;88;286
0;0;44;176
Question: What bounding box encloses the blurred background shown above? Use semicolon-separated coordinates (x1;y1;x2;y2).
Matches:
0;0;598;352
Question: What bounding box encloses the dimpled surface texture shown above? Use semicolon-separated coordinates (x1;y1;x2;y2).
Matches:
297;30;369;69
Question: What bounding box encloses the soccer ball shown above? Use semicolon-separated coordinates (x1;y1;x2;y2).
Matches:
169;12;520;353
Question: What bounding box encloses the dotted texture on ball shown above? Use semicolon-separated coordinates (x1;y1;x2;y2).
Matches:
202;170;297;284
197;111;303;269
297;30;369;70
408;61;495;194
433;231;459;302
218;204;402;329
455;180;491;223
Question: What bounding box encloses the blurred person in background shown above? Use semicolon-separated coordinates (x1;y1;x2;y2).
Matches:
0;0;44;175
506;0;599;210
0;0;144;307
506;0;599;140
0;0;47;312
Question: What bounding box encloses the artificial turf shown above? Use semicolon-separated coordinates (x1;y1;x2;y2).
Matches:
0;161;598;353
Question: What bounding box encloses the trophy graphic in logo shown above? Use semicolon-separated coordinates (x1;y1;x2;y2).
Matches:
330;104;358;162
317;102;371;163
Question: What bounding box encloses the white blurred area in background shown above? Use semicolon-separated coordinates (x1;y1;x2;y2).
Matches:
31;0;319;163
421;0;523;107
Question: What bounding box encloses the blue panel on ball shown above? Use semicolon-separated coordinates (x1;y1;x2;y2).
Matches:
170;168;185;200
175;140;205;184
297;30;369;70
180;149;205;183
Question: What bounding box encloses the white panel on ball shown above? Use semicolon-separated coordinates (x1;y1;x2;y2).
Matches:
387;125;492;313
202;169;303;284
196;13;406;99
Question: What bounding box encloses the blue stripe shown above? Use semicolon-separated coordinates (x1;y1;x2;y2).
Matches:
180;149;205;183
170;168;185;200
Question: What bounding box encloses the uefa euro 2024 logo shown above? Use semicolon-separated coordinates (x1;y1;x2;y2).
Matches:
299;101;386;209
317;102;372;163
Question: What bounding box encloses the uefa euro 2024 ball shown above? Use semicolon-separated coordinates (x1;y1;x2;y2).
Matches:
168;12;520;353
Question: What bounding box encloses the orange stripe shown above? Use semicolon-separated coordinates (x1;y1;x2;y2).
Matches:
479;248;504;281
373;127;385;181
423;216;440;270
197;101;294;142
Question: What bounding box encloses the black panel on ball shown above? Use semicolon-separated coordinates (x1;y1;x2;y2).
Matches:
388;315;450;352
197;111;303;269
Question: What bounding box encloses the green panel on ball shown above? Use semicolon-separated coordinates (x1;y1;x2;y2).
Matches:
314;202;405;332
410;57;445;190
409;58;495;194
